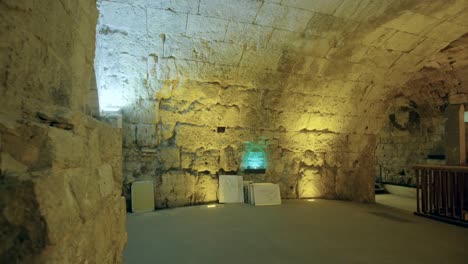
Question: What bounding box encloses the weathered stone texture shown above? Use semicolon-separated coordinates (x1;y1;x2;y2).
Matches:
377;35;468;185
1;0;99;117
94;0;468;207
0;114;126;263
1;0;126;262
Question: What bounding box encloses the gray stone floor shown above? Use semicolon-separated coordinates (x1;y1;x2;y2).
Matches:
375;193;416;212
125;199;468;264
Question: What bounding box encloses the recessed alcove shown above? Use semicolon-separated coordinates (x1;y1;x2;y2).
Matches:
242;141;267;174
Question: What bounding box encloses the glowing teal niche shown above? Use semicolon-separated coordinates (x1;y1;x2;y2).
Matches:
242;142;267;171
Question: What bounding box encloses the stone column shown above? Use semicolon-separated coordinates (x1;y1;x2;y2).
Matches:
444;104;466;165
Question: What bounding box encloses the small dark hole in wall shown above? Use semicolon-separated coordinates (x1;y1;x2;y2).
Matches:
217;127;226;133
218;170;238;175
427;154;445;160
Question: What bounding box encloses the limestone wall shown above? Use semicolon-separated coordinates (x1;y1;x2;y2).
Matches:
0;114;126;263
95;0;468;207
377;35;468;185
1;0;126;262
376;92;447;185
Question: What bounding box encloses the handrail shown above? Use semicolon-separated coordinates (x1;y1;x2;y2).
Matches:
413;164;468;172
413;165;468;227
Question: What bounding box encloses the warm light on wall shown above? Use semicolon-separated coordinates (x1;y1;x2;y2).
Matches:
307;199;316;202
207;204;217;208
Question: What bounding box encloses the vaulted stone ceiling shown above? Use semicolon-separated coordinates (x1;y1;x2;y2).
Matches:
95;0;468;204
377;33;468;185
96;0;468;112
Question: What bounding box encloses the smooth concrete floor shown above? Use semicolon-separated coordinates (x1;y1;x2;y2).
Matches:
375;193;416;212
125;200;468;264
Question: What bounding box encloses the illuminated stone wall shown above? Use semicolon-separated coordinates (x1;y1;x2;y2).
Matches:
1;1;126;262
95;0;468;207
377;35;468;185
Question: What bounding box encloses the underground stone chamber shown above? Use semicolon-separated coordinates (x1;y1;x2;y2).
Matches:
1;0;468;262
94;0;468;208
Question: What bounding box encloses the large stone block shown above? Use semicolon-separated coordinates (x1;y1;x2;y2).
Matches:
147;8;187;35
48;128;86;169
255;2;312;32
268;29;302;50
97;164;116;199
199;0;261;23
186;15;228;41
123;123;137;147
209;41;244;66
0;176;47;263
281;0;343;15
304;12;359;42
136;124;158;147
383;10;439;35
301;150;325;167
363;47;401;69
384;31;421;52
154;171;195;208
192;149;220;173
98;1;146;34
145;0;199;14
224;22;273;47
171;81;220;106
164;35;211;62
0;122;51;171
98;121;123;162
219;146;240;172
240;47;282;70
334;0;389;21
1;0;127;261
154;147;181;170
426;21;468;42
33;169;82;245
298;167;335;199
175;125;218;150
66;168;100;221
122;100;159;124
193;175;218;203
334;166;374;202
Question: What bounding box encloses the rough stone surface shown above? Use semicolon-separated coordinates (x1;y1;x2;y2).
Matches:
94;0;468;207
0;114;127;263
1;0;126;262
376;34;468;185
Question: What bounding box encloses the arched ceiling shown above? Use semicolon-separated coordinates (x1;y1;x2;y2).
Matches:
403;33;468;100
96;0;468;133
376;33;468;185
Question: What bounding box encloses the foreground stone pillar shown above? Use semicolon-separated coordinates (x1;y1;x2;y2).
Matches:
0;113;127;263
445;104;466;165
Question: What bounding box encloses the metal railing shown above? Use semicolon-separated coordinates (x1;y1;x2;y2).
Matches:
414;165;468;226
